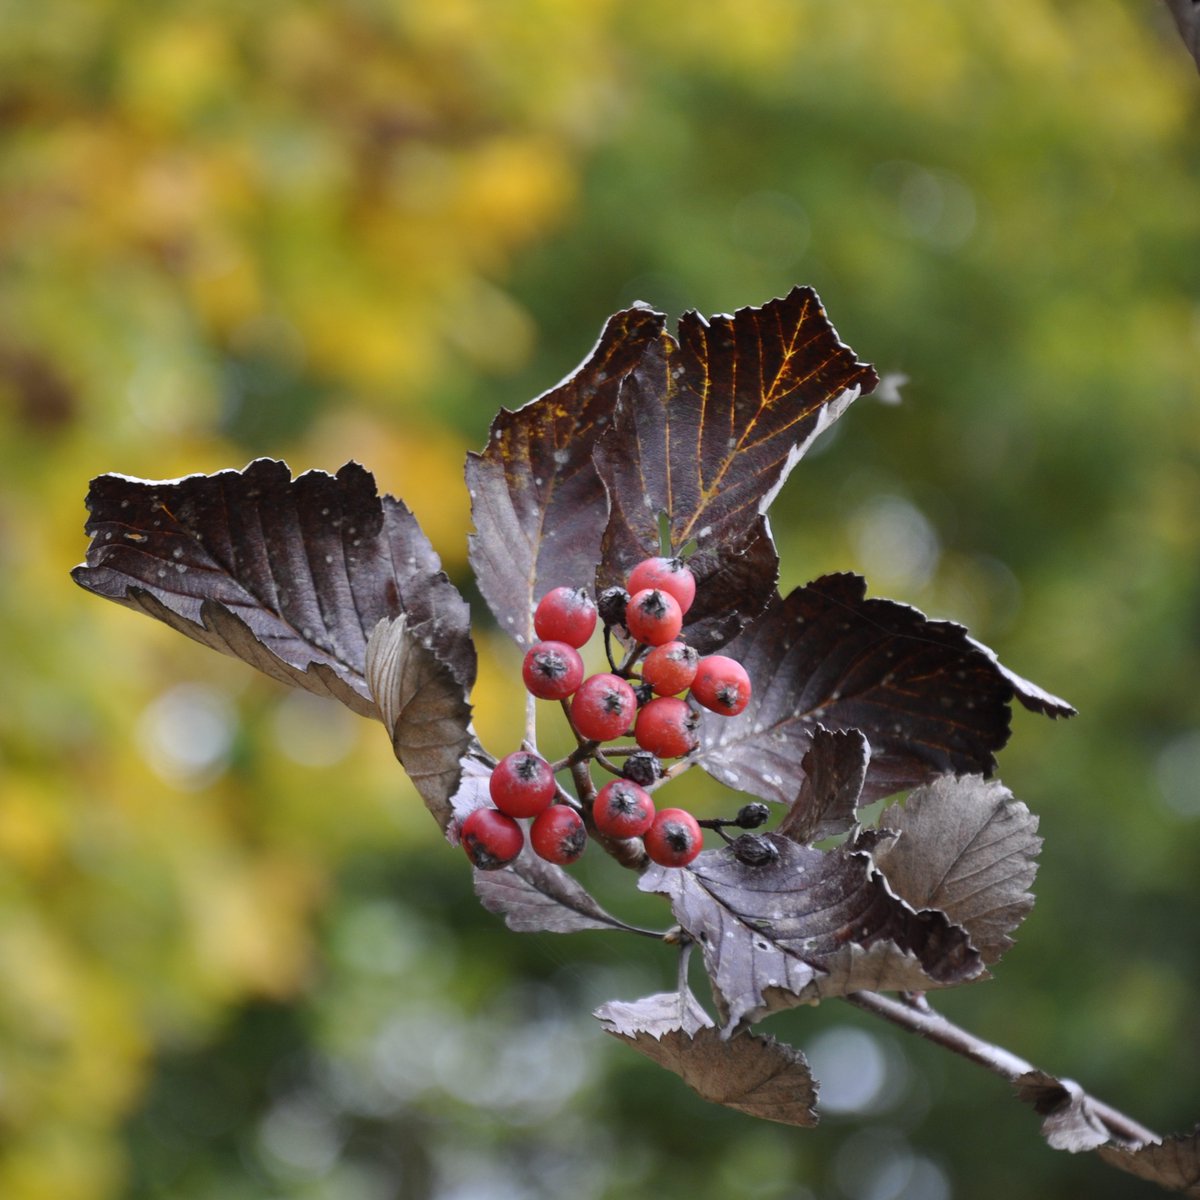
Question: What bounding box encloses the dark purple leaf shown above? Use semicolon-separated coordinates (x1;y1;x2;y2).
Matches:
639;836;982;1032
72;459;474;715
474;844;653;936
676;516;780;654
594;286;878;578
365;616;474;829
595;990;819;1127
693;573;1070;806
778;726;870;844
1099;1131;1200;1195
466;306;665;646
873;776;1040;964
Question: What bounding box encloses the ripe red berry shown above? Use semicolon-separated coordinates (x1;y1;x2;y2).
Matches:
644;807;703;867
593;780;656;839
522;640;585;700
533;586;597;648
691;654;752;716
489;751;556;818
634;696;699;758
571;673;637;741
642;640;700;696
460;807;524;870
625;588;683;646
530;804;587;864
626;557;696;614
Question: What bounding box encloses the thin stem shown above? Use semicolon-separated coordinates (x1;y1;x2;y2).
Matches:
843;991;1160;1147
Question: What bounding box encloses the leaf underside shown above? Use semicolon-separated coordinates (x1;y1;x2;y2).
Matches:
473;844;650;936
873;775;1041;965
595;990;819;1127
72;459;475;714
365;615;475;828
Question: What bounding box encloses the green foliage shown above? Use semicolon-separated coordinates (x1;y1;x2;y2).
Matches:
3;1;1200;1197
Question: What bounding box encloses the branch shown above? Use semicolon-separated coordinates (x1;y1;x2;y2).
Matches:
844;990;1160;1147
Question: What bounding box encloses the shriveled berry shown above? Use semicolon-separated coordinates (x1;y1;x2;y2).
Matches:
522;640;585;700
626;557;696;615
489;751;556;818
634;696;699;758
735;802;771;829
571;673;637;742
644;807;703;867
530;804;587;864
622;750;662;786
534;586;597;648
691;654;752;716
597;586;630;628
593;780;656;839
460;808;524;870
625;588;683;646
642;640;699;696
731;833;779;867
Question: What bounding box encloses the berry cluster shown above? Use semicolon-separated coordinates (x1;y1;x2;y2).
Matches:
460;556;755;874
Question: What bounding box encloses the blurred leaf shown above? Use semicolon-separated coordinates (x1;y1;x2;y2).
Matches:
466;305;665;645
1098;1130;1200;1195
72;459;475;715
596;990;819;1127
873;776;1040;965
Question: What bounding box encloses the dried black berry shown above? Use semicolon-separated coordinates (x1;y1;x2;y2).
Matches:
731;833;779;867
735;803;771;829
622;750;662;786
597;586;630;628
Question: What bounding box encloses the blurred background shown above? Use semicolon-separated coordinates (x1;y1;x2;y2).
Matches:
3;1;1200;1197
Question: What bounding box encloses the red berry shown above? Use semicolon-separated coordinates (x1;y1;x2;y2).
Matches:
571;673;637;741
644;807;703;867
530;804;587;864
642;640;699;696
593;780;656;839
522;640;585;700
691;654;752;716
489;751;557;818
534;587;597;648
460;808;524;870
625;588;683;646
626;557;696;615
634;696;699;758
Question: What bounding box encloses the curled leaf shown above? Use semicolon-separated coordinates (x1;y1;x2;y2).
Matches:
73;459;475;714
778;726;870;844
365;615;474;828
596;991;819;1127
1014;1071;1113;1153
